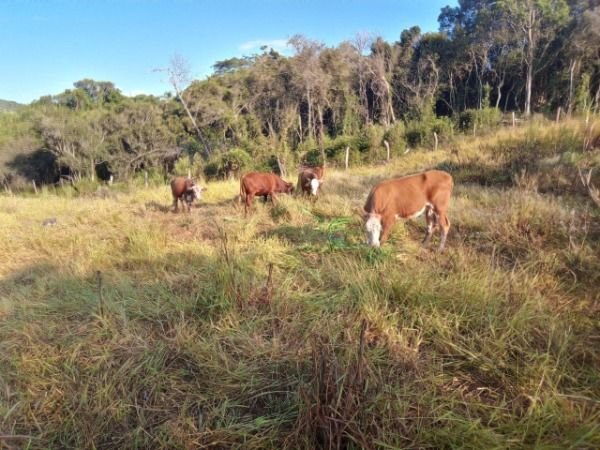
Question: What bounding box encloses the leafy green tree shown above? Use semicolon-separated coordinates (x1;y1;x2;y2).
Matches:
497;0;570;115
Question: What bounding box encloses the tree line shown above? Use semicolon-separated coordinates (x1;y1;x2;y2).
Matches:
1;0;599;188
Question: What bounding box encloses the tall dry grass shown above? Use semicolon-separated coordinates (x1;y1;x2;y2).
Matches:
1;117;599;449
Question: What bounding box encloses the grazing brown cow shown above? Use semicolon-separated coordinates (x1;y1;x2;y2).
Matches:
240;172;294;213
297;165;325;196
170;177;205;212
363;170;453;250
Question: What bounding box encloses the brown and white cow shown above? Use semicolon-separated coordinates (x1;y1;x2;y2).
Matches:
170;177;205;212
240;172;294;213
363;170;453;250
297;165;325;196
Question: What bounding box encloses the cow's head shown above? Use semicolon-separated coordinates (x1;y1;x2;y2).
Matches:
364;213;382;247
185;183;205;203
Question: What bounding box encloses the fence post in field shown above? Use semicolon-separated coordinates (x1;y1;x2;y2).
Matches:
187;169;191;179
383;139;390;161
556;107;562;124
31;180;38;194
345;146;350;170
512;111;516;128
433;132;438;152
144;171;149;188
109;175;113;186
96;270;105;318
276;156;286;177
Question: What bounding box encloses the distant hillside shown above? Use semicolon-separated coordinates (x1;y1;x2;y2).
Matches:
0;99;22;112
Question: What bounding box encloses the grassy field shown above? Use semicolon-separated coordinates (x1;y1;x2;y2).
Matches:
1;119;599;449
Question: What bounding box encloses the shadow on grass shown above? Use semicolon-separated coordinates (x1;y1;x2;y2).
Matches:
0;249;296;448
145;196;243;215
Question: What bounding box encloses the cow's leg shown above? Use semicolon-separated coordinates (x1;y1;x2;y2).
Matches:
438;212;450;251
379;217;395;246
173;197;179;213
422;205;438;246
245;194;254;216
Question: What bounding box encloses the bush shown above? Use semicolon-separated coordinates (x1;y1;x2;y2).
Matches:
405;116;453;148
456;108;502;133
361;125;385;152
383;122;406;155
173;153;204;180
203;148;253;180
302;135;364;167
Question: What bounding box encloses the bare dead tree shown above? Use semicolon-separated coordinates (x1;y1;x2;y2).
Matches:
154;54;211;156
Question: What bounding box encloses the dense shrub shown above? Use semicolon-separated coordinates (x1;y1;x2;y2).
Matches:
173;153;204;179
456;108;502;133
203;148;253;180
383;122;406;155
405;116;453;148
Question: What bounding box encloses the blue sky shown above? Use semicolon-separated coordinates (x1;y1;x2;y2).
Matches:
0;0;456;104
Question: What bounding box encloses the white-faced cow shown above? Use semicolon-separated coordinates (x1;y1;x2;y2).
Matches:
240;172;294;214
170;177;205;213
363;170;453;250
297;165;325;197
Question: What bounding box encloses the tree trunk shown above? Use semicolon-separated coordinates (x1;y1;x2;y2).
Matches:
306;87;313;142
495;72;505;109
317;103;325;164
524;7;536;116
567;59;577;116
449;71;456;112
173;85;211;156
525;61;533;116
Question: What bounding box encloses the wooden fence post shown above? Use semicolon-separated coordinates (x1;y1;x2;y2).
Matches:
31;180;38;194
556;107;562;124
345;146;350;170
433;132;438;152
96;271;105;318
512;111;516;128
276;156;286;177
109;175;113;186
144;171;149;188
187;169;191;179
383;139;390;161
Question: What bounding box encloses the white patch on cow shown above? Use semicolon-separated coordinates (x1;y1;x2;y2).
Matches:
310;178;320;195
192;185;203;199
365;215;382;247
406;205;425;219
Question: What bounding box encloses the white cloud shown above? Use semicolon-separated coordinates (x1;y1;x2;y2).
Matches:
239;39;290;53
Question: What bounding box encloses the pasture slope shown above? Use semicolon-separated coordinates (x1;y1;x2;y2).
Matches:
1;118;599;449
